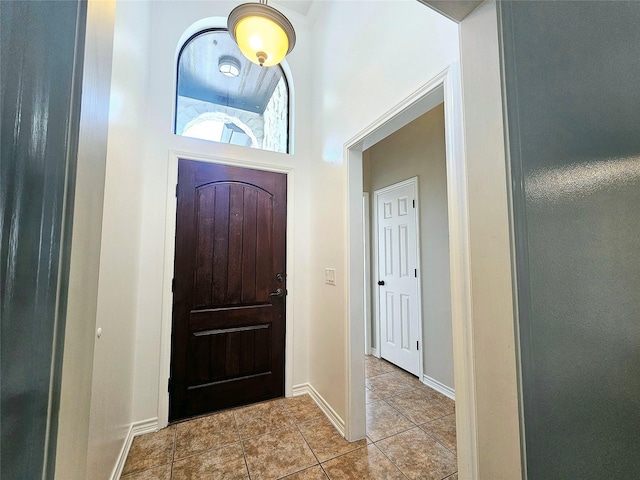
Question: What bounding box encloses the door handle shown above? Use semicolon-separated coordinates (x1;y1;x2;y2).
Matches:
377;280;385;286
270;288;285;298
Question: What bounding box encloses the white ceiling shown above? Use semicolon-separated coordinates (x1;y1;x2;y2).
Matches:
270;0;481;28
273;0;314;16
417;0;482;22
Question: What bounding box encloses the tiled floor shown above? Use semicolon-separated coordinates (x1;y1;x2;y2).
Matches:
121;356;457;479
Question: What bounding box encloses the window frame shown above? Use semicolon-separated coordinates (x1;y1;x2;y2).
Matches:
174;28;291;154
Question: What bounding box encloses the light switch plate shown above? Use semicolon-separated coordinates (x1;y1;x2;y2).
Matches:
325;268;336;286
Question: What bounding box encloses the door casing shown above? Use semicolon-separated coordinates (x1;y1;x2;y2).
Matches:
344;64;478;479
158;151;295;428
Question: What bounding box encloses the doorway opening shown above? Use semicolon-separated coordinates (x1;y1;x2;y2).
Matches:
168;160;287;421
345;65;478;477
371;177;423;378
158;153;296;428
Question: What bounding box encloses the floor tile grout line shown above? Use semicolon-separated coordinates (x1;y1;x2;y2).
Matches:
170;425;177;480
294;405;371;466
171;438;242;464
368;424;418;444
418;425;458;458
319;462;331;480
120;426;176;478
385;391;455;425
318;443;374;480
294;419;322;466
373;420;457;479
120;460;173;479
240;422;298;443
295;413;328;428
368;440;410;480
270;421;319;479
366;364;458;479
368;396;419;436
232;409;252;480
124;356;456;479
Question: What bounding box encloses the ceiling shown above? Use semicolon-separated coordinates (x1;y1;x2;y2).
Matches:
273;0;314;16
178;30;284;114
417;0;482;22
272;0;482;23
176;1;481;113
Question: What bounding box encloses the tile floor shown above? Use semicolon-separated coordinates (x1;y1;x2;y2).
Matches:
121;356;457;479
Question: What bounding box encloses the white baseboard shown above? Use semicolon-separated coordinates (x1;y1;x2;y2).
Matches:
369;348;379;357
111;417;158;480
422;374;455;401
292;383;345;437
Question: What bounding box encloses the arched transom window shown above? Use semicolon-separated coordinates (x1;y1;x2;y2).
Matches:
175;29;290;154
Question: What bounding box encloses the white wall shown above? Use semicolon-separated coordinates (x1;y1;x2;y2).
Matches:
55;1;117;478
458;1;522;477
365;104;454;390
83;1;152;477
130;0;312;423
84;3;525;476
308;0;459;421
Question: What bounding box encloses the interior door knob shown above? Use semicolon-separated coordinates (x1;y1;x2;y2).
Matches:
270;288;285;298
377;280;385;286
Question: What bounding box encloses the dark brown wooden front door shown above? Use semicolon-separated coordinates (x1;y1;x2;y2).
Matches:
169;159;287;421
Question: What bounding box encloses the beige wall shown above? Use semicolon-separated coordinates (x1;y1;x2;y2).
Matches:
364;104;454;390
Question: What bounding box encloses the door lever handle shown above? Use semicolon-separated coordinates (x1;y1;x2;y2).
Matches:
377;280;385;286
270;288;285;298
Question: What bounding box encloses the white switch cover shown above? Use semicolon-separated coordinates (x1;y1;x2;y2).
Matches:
325;268;336;286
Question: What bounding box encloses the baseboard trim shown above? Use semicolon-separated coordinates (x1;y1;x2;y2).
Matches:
111;417;158;480
292;383;345;437
370;348;379;357
422;375;455;401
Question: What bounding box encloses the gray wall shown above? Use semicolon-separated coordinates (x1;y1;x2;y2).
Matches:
1;1;84;478
501;1;640;478
364;104;454;389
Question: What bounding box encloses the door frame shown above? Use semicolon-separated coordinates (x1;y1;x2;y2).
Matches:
362;192;372;355
158;151;295;428
372;177;423;378
345;63;478;477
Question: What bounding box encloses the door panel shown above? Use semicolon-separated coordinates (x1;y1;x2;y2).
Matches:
170;160;286;421
376;180;420;376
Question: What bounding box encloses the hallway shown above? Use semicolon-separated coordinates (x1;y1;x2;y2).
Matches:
120;356;457;479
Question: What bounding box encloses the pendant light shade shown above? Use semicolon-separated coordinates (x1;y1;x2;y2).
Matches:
228;2;296;67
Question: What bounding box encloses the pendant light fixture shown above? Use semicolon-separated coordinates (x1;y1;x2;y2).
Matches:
227;0;296;67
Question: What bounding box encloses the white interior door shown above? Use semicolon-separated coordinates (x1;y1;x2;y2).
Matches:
375;178;420;376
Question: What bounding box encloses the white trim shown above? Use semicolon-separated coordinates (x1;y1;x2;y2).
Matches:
370;347;380;358
442;62;478;479
345;63;478;476
423;374;456;401
292;383;346;437
362;192;372;355
110;418;158;480
158;150;296;428
372;177;424;379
